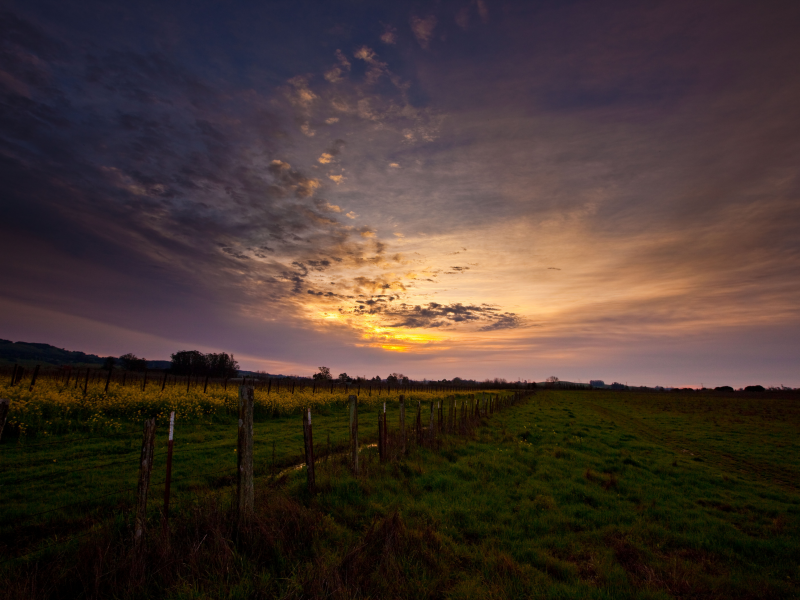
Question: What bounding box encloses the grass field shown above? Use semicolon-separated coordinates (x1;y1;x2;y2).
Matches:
3;389;800;599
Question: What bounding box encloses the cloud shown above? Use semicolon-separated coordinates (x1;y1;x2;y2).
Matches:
345;211;357;219
410;15;437;49
476;0;489;22
381;25;397;45
287;75;317;108
389;162;400;168
349;300;524;331
314;200;342;212
317;139;346;164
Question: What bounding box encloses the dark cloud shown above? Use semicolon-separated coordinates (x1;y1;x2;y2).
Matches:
348;300;523;331
0;8;398;327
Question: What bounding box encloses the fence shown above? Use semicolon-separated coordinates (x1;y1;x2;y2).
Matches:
0;383;534;564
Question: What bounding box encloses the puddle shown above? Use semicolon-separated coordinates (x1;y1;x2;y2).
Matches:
275;443;378;478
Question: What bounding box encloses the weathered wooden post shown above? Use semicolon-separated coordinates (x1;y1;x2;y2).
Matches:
303;408;315;493
378;407;384;463
416;400;422;445
399;395;406;455
237;385;254;524
0;398;10;442
162;411;175;536
28;364;40;392
9;365;17;386
203;375;209;393
349;395;359;475
80;367;89;396
134;418;156;551
103;365;113;393
429;401;435;446
383;401;388;459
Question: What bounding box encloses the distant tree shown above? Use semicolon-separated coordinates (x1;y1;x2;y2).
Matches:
590;380;605;387
206;352;239;379
714;386;734;392
170;350;208;376
744;385;765;392
372;375;381;382
338;372;351;383
546;375;559;383
313;366;332;381
386;373;398;384
119;353;147;372
402;376;409;385
102;356;116;371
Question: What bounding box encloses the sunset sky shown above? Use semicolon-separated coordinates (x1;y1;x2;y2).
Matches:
1;0;799;387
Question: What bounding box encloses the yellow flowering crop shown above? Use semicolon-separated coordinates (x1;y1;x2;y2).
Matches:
0;375;480;437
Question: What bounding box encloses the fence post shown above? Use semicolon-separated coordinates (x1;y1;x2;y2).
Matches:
162;411;175;537
349;395;359;475
378;409;384;463
9;365;17;386
237;385;254;524
303;408;316;493
399;395;406;455
0;398;10;442
416;400;422;445
103;366;113;393
28;365;40;392
134;418;156;551
429;401;435;446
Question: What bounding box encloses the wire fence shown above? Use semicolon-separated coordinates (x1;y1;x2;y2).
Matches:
1;387;533;566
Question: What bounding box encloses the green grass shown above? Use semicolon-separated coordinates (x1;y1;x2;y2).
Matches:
4;389;800;599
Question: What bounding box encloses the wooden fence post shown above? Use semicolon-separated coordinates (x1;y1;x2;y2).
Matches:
378;409;384;463
9;365;17;386
162;411;175;536
104;366;113;393
349;395;359;475
237;385;254;523
416;400;422;445
303;408;315;493
134;418;156;550
0;398;10;442
399;395;406;455
429;401;435;446
28;365;40;392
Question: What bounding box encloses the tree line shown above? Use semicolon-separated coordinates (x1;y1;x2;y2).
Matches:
104;350;239;379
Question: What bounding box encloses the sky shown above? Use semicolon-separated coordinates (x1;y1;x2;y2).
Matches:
1;0;799;387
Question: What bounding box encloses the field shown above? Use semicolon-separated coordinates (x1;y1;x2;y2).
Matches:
2;386;800;599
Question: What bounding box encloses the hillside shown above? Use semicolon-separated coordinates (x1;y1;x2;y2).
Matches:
0;339;169;369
